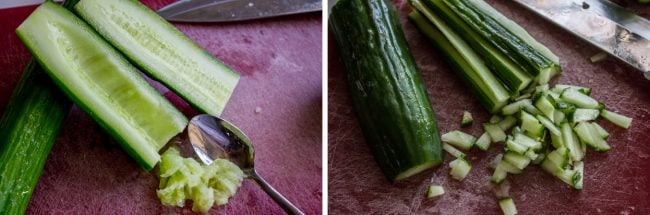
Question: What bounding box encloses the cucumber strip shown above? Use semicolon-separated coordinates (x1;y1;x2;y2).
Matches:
498;115;518;131
475;132;492;151
557;169;581;189
503;152;530;170
449;157;472;181
441;131;476;150
443;143;466;158
332;1;444;181
421;0;532;92
556;101;577;114
561;123;583;162
484;123;506;143
491;166;507;184
574;161;584;190
574;122;611;152
571;109;600;123
591;122;610;139
560;89;599;109
444;0;559;78
408;8;509;113
427;185;445;198
0;62;71;214
536;115;561;136
520;111;544;138
546;148;570;169
461;111;474;127
531;150;546;165
498;197;517;215
550;132;564;149
74;0;240;116
601;110;632;129
513;93;531;101
17;1;188;170
525;150;539;161
553;84;591;95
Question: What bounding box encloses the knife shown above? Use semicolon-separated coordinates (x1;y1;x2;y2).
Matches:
157;0;321;23
514;0;650;79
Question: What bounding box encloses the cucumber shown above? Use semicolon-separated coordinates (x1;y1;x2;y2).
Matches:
441;131;476;150
17;1;188;170
74;0;240;116
503;152;530;170
443;143;466;158
484;123;506;143
560;89;599;109
449;157;472;181
408;8;510;113
444;0;560;79
561;123;583;162
591;122;609;139
571;109;600;122
520;111;544;138
601;109;632;129
536;114;560;136
461;111;474;127
475;132;491;151
0;62;71;214
497;115;517;131
498;197;517;215
421;0;532;92
330;0;443;181
574;122;611;152
427;185;445;198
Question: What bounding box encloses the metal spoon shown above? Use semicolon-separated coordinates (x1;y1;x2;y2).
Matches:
185;114;304;215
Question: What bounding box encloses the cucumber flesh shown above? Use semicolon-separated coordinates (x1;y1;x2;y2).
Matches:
506;139;528;154
574;122;611;152
441;131;476;150
475;132;492;151
443;143;466;158
498;115;517;131
461;111;474;127
503;152;530;170
501;99;531;115
591;122;609;139
561;89;599;109
520;111;544;138
17;1;188;170
484;123;506;143
498;197;518;215
601;110;632;129
427;185;445;198
536;114;560;136
449;157;472;181
571;109;600;123
561;123;583;162
75;0;240;116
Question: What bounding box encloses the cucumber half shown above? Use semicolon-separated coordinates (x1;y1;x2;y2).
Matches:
74;0;240;116
17;1;188;170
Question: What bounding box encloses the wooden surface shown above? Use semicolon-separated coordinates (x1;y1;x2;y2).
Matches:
328;0;650;214
0;0;322;214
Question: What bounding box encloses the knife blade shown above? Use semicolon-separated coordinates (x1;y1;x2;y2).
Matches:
514;0;650;79
157;0;321;23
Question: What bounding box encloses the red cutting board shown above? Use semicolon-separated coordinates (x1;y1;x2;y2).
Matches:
0;0;322;214
329;0;650;214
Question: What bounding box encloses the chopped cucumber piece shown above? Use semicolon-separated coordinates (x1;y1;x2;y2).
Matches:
556;101;577;114
513;133;542;151
561;89;599;109
443;143;466;158
557;169;581;189
503;152;530;170
427;185;445;198
561;123;583;162
574;161;584;189
513;93;531;101
449;157;472;181
484;123;506;142
550;132;564;149
498;197;517;215
441;131;476;150
475;132;492;151
534;94;556;121
536;115;560;136
553;111;566;124
553;84;591;95
498;159;523;174
498;115;518;131
506;139;528;154
501;99;531;115
535;84;549;95
525;150;539;161
591;122;609;139
601;110;632;129
491;166;507;184
520;111;544;138
490;115;503;123
571;109;600;122
546;147;570;169
461;111;474;127
574;122;611;152
531;151;546;165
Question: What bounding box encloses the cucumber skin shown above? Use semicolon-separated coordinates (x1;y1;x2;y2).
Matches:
330;0;443;181
0;62;71;214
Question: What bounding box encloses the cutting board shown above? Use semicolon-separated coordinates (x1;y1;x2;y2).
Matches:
0;0;322;214
329;0;650;214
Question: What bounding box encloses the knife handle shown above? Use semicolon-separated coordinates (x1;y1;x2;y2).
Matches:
250;170;305;215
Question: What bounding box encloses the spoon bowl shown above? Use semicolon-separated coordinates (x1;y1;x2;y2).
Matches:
186;114;304;215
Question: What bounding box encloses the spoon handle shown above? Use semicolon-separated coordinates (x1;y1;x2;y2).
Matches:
250;170;304;215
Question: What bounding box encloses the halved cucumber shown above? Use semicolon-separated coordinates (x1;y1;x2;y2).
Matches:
17;1;188;170
74;0;240;116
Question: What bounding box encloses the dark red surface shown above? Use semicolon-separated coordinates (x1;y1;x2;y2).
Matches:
329;0;650;214
0;0;322;214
